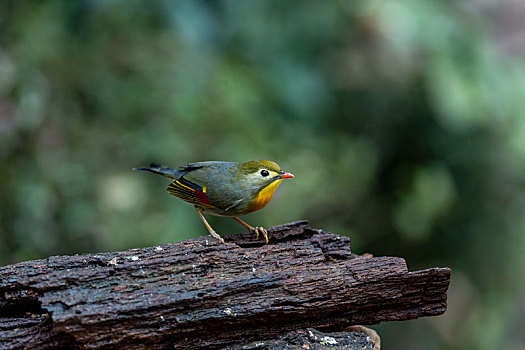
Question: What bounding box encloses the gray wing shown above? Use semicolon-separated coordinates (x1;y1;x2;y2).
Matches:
180;161;237;187
183;162;250;212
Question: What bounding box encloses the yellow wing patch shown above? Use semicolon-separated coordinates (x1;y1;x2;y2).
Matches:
167;178;213;207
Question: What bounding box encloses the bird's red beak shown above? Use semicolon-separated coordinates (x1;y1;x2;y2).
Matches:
281;172;294;179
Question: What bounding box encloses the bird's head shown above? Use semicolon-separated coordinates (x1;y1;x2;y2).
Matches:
236;160;294;194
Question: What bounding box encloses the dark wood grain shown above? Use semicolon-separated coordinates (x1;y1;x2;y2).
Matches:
0;221;450;349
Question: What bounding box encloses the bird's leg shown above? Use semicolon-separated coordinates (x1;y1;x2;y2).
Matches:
232;217;269;244
195;208;224;243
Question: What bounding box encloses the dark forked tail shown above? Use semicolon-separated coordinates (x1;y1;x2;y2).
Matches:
133;163;180;179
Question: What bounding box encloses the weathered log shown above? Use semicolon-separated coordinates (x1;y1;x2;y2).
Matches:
224;327;380;350
0;221;450;349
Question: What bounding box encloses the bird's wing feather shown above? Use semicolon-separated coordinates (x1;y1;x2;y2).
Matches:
167;177;214;207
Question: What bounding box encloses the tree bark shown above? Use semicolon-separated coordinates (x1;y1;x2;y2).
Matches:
0;220;450;349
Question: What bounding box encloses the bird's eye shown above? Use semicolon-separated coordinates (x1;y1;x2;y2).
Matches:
260;169;269;177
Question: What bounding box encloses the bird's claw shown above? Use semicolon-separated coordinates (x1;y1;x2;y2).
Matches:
250;226;269;244
209;230;225;243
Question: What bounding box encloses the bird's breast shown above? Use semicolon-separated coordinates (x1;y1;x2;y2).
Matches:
247;179;283;212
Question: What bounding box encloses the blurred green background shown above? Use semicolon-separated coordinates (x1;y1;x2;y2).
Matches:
1;1;524;349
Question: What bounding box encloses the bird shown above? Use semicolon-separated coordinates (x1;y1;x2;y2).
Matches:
133;160;294;244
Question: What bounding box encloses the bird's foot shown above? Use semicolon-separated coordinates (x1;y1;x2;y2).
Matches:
231;217;268;244
250;226;269;244
209;230;225;243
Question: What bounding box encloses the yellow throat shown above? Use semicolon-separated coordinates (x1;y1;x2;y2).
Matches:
250;179;284;212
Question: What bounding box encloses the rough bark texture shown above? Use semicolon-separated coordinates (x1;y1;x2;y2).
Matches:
0;221;450;349
225;327;380;350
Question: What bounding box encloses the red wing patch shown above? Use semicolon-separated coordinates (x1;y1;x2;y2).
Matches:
167;177;213;207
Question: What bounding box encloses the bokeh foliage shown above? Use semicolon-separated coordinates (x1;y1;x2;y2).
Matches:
1;1;524;349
